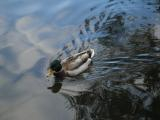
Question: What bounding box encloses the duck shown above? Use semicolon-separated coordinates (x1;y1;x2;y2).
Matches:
46;48;95;79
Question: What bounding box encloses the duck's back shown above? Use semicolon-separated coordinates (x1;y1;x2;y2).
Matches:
62;49;94;71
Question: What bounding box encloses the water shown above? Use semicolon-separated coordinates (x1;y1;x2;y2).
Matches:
0;0;160;120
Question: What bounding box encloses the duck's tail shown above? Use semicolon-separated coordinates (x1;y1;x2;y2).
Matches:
88;49;95;58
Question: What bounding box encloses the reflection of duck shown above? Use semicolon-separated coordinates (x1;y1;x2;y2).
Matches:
46;49;95;79
48;81;62;93
48;79;98;96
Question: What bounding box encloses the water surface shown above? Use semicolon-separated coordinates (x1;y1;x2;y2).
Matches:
0;0;160;120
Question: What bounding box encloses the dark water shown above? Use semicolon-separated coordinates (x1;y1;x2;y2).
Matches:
0;0;160;120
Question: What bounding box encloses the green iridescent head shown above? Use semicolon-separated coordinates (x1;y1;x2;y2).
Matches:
50;60;62;72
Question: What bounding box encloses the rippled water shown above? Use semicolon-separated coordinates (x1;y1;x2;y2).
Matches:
0;0;160;120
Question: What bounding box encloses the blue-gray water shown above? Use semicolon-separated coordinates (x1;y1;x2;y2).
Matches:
0;0;160;120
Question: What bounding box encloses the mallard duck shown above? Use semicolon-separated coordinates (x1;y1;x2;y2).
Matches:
46;48;95;79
